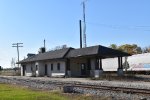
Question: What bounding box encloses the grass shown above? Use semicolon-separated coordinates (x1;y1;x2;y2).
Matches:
0;84;67;100
0;84;111;100
63;94;111;100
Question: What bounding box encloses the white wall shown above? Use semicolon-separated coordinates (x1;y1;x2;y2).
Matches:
47;61;66;77
38;62;45;76
25;63;34;76
102;58;120;71
22;61;66;77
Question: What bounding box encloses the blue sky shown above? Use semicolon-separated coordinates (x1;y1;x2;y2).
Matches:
0;0;150;68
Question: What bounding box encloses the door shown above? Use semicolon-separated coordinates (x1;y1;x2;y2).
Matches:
22;65;26;76
45;64;47;76
81;63;86;76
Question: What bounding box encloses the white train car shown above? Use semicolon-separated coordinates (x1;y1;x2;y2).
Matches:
102;53;150;74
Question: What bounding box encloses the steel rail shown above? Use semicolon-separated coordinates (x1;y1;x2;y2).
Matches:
1;77;150;95
54;83;150;95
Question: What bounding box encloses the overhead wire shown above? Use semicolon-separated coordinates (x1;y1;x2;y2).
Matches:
83;21;150;31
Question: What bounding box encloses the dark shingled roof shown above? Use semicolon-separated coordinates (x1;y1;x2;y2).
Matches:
66;45;130;58
18;48;72;63
98;45;131;57
66;45;99;58
18;45;130;64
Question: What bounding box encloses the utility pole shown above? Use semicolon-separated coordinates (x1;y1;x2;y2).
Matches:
79;20;82;48
12;43;23;68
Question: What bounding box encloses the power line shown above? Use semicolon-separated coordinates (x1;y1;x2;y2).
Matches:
84;21;150;31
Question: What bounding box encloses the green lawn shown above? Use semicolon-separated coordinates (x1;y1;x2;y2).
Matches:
0;84;110;100
0;84;68;100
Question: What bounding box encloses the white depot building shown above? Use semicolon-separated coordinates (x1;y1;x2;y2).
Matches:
18;45;130;78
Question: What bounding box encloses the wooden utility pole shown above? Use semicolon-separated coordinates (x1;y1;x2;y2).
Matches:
79;20;82;48
12;43;23;67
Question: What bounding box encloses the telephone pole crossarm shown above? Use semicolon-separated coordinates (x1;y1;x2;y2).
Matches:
12;43;23;67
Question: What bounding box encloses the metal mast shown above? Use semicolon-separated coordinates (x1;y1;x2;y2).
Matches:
82;0;87;48
12;43;23;67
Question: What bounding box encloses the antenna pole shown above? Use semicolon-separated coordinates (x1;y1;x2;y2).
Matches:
82;0;87;47
44;39;45;48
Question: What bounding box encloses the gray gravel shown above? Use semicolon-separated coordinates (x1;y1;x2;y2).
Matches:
0;76;150;100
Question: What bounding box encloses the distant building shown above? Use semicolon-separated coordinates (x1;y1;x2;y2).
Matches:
18;45;130;77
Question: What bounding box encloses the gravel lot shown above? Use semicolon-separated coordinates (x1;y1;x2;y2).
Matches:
0;76;150;100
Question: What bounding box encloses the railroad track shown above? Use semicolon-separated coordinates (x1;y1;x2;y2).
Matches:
55;83;150;95
1;77;150;95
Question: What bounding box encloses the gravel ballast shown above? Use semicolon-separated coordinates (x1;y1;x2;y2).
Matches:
0;76;150;100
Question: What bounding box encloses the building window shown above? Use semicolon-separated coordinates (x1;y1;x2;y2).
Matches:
31;67;33;71
23;65;26;70
22;65;26;76
81;63;85;70
36;65;38;71
51;64;53;71
45;64;47;75
57;63;60;71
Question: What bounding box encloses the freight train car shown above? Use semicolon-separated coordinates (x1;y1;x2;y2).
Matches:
102;53;150;74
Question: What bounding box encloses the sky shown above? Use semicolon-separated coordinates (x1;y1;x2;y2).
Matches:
0;0;150;68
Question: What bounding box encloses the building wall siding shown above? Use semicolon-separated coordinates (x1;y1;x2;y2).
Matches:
22;60;66;77
70;58;89;77
38;62;45;76
50;61;65;77
25;63;34;76
91;58;96;70
90;58;96;76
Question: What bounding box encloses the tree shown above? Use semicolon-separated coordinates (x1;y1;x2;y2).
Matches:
142;46;150;53
118;44;133;54
109;44;150;54
136;47;142;54
109;44;118;49
11;58;16;68
123;57;129;73
109;44;143;54
118;44;142;54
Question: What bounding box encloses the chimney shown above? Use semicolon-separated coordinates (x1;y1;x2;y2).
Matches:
38;39;46;54
39;47;46;54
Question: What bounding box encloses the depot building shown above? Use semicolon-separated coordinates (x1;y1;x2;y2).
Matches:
18;45;130;78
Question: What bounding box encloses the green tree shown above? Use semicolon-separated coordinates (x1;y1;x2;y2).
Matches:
118;44;142;54
109;44;117;49
109;44;144;54
118;44;134;54
136;47;142;54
